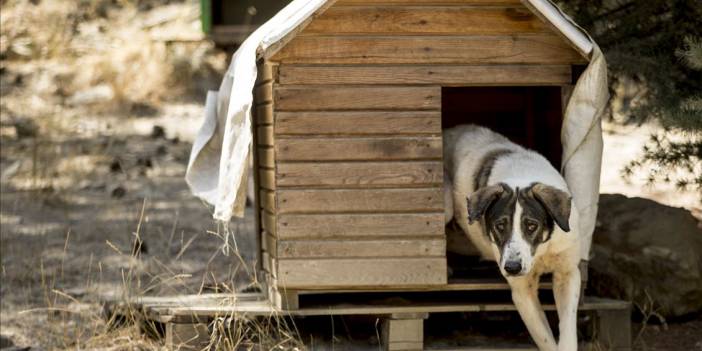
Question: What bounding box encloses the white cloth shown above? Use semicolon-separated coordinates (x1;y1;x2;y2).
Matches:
561;46;608;260
185;0;609;262
185;0;331;220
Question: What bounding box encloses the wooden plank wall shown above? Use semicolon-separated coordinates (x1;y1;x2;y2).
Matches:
254;62;277;288
267;84;447;288
261;0;584;290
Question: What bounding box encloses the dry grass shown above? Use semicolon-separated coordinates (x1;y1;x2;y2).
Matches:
0;0;225;113
0;35;279;341
4;199;304;350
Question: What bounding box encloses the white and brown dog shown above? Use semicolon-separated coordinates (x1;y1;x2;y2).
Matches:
444;125;581;351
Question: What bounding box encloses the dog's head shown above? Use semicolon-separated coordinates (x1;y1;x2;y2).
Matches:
467;182;572;276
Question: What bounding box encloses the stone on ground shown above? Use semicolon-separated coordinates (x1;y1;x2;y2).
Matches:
589;194;702;319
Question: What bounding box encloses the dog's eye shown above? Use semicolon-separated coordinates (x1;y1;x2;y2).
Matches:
525;220;538;233
494;220;507;232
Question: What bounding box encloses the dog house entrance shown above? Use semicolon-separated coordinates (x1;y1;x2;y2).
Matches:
441;86;564;281
442;86;564;167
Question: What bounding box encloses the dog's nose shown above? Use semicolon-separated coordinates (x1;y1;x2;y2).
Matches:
504;261;522;275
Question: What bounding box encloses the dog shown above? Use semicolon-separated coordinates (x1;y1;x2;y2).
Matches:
443;125;581;351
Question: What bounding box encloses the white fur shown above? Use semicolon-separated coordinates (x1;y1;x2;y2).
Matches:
444;125;582;351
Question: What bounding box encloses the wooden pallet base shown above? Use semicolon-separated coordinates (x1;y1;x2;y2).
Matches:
104;293;631;351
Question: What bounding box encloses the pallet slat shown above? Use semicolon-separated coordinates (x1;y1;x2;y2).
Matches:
278;65;572;86
303;6;547;35
112;295;630;318
275;111;441;135
277;258;447;287
276;137;442;161
276;188;444;213
275;86;441;111
277;161;442;187
277;213;445;239
277;239;445;258
271;35;585;64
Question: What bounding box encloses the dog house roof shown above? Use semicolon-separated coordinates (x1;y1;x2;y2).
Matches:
186;0;609;263
259;0;595;61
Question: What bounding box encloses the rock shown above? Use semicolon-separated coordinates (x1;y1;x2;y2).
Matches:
66;84;114;105
136;156;152;168
0;160;21;180
150;125;165;139
109;158;122;173
110;185;126;198
589;194;702;319
129;102;159;117
13;118;38;138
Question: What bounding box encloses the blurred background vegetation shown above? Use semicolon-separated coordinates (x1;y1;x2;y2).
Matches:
559;0;702;194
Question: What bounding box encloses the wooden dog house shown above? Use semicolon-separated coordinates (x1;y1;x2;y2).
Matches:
249;0;596;308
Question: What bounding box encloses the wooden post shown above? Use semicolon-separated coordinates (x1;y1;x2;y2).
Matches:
165;322;210;351
270;285;299;310
595;307;632;351
382;313;428;351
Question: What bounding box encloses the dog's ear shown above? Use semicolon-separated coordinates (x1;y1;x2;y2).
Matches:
466;184;505;224
531;183;572;232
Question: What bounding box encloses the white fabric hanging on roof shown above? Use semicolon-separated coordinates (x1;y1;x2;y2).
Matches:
185;0;609;262
185;0;332;221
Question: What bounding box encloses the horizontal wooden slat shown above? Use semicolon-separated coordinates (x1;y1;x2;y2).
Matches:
254;82;272;103
276;188;443;213
261;211;276;235
276;137;442;161
260;189;275;212
275;86;440;111
277;161;442;187
275;111;441;135
257;126;274;146
259;169;275;190
263;231;277;258
255;104;273;125
278;65;572;86
277;213;445;239
277;258;447;287
167;297;630;318
256;62;276;85
277;239;445;258
262;251;272;274
257;147;274;168
271;35;586;64
303;6;547;35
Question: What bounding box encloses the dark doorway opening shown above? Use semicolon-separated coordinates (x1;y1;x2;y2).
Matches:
442;87;564;168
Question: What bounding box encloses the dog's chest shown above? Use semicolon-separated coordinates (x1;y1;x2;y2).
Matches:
532;240;576;274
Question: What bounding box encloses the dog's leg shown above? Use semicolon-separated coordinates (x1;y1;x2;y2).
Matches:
509;276;557;351
553;267;581;351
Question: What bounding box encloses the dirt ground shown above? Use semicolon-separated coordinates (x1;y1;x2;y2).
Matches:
1;0;701;350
